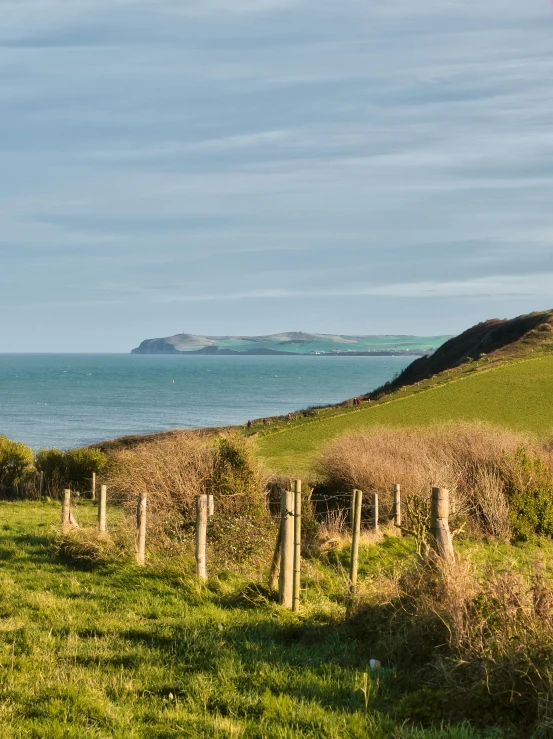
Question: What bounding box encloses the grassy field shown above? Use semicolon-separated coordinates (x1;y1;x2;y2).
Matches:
256;355;553;476
0;500;536;739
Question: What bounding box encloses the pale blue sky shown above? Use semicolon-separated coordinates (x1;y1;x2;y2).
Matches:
1;0;552;351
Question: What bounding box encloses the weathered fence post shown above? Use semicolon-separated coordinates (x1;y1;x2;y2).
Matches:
98;484;107;534
208;494;214;517
62;489;79;529
350;489;363;594
279;489;294;607
430;487;454;559
393;483;401;527
62;489;71;528
372;492;379;532
292;479;302;613
136;492;147;565
195;494;208;580
39;470;44;497
268;522;282;590
92;472;96;502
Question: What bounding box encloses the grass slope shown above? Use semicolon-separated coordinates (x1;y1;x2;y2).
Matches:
256;355;553;476
0;501;498;739
371;308;553;398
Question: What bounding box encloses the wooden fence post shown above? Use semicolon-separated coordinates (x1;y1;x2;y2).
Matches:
62;489;79;529
393;484;401;527
292;479;302;612
268;523;282;590
372;492;379;532
62;489;71;528
279;489;294;607
98;484;107;534
195;494;208;580
208;494;214;517
39;470;44;497
350;489;363;594
430;487;454;559
92;472;96;502
136;492;147;565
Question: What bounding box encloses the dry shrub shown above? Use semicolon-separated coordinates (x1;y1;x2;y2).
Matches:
423;558;553;730
318;506;350;540
105;433;272;566
473;468;510;540
53;528;121;567
353;554;553;731
106;433;213;541
318;423;553;539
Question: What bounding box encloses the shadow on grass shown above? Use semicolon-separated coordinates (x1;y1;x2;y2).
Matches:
216;582;279;610
75;654;140;669
120;626;219;672
0;533;57;568
120;606;366;673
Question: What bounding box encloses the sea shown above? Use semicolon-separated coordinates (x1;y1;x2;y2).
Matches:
0;354;414;450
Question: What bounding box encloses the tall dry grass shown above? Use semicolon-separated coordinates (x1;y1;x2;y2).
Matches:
353;553;553;731
317;423;553;539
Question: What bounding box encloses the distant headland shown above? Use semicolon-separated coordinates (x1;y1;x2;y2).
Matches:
131;332;450;356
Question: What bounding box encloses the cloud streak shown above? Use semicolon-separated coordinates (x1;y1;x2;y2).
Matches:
1;0;552;350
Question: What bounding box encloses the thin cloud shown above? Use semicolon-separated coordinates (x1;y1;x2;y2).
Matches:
1;0;552;350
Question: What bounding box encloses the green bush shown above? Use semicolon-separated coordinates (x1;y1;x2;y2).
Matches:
64;448;107;491
34;448;65;492
0;436;34;494
36;447;106;495
507;447;553;541
208;436;272;565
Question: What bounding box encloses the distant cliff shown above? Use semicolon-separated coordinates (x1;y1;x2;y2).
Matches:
132;332;450;356
368;308;553;399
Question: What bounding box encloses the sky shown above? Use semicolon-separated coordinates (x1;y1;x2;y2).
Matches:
1;0;552;352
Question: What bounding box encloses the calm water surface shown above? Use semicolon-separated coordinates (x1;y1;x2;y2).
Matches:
0;354;413;449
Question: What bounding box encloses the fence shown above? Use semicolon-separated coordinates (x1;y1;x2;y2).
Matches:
58;478;455;610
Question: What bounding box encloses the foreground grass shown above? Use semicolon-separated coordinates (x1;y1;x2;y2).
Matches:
256;355;553;475
0;501;517;738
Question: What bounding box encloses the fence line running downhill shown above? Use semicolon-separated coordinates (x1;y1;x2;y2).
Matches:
57;478;456;610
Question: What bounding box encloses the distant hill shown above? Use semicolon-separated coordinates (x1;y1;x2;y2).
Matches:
368;309;553;399
131;332;450;356
254;309;553;474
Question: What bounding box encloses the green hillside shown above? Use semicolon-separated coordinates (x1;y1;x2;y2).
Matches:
256;354;553;476
368;308;553;400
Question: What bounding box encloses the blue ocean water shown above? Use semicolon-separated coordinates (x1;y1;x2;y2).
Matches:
0;354;413;450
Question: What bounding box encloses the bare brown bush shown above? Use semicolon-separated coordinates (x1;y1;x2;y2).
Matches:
421;557;553;729
473;468;510;540
105;433;272;565
353;553;553;731
106;433;214;541
317;423;552;538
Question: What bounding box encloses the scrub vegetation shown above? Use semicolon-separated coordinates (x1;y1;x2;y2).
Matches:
317;423;553;542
